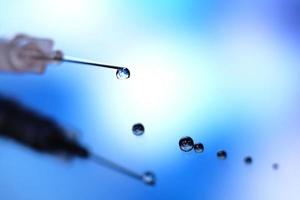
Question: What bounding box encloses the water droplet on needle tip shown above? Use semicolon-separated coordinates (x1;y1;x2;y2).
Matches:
116;68;130;79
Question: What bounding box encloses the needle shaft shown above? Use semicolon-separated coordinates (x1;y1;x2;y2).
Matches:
89;153;143;182
58;56;122;70
32;54;122;70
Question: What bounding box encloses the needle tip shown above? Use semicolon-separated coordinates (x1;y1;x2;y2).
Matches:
142;171;156;186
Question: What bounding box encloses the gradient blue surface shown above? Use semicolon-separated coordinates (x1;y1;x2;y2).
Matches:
0;0;300;200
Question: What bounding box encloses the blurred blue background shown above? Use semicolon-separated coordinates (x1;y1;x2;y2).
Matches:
0;0;300;199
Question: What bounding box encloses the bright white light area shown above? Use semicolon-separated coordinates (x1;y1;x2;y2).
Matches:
89;37;221;163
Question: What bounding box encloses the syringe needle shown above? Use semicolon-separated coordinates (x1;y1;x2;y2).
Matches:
32;52;123;70
31;52;131;79
55;55;122;70
27;49;121;69
89;153;143;182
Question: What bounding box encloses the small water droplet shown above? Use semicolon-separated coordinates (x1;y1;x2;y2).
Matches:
244;156;252;164
116;68;130;79
194;143;204;153
217;150;227;160
272;163;279;170
179;136;194;152
142;171;156;186
132;123;145;136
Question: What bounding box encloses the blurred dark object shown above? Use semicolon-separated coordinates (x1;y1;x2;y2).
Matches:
0;96;89;158
0;96;154;185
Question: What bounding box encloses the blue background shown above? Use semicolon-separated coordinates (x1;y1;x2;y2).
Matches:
0;0;300;199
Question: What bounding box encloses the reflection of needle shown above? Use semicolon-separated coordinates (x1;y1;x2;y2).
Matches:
90;153;143;181
89;153;156;186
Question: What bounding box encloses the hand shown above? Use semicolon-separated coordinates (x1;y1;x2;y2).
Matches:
7;34;55;74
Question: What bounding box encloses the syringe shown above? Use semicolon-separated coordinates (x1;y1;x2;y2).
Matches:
0;97;154;186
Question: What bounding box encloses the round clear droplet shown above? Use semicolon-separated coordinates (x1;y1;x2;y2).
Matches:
179;136;194;152
194;143;204;153
132;123;144;136
217;150;227;160
142;171;156;186
116;68;130;79
244;156;252;164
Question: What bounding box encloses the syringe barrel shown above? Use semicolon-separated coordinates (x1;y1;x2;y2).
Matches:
0;97;89;158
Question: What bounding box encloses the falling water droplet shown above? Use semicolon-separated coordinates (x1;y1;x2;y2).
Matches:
244;156;252;164
194;143;204;153
272;163;279;170
179;136;194;152
142;171;156;186
132;123;145;136
116;68;130;79
217;150;227;160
